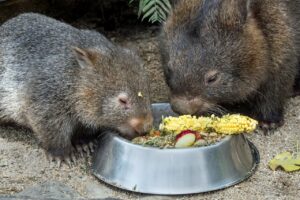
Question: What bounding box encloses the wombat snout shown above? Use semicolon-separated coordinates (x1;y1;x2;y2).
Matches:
118;113;154;139
170;95;211;115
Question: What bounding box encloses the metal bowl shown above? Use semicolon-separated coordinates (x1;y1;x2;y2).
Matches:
92;103;259;195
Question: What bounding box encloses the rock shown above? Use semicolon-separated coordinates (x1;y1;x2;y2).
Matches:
141;196;174;200
0;181;122;199
0;196;42;200
0;196;28;200
85;182;116;199
0;196;121;200
16;181;82;199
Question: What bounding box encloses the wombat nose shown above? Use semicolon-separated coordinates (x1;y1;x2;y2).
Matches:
170;96;203;115
129;114;153;135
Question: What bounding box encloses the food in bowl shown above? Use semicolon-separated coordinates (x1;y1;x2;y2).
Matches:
132;114;258;148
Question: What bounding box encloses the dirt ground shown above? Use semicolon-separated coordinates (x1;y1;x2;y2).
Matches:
0;5;300;200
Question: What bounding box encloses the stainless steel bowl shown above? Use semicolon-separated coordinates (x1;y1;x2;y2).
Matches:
92;103;259;195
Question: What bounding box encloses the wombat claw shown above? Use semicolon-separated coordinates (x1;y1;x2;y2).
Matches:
70;153;77;164
82;144;90;154
259;121;283;135
46;150;77;168
75;140;97;157
47;157;60;168
75;145;84;157
46;154;62;167
88;140;97;153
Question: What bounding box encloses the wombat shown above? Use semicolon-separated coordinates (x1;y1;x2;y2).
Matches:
160;0;300;131
0;13;153;163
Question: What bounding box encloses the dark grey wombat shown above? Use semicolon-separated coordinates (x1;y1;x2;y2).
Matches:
160;0;300;131
0;13;153;163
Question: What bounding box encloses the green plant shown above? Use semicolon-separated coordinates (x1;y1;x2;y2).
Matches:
129;0;172;23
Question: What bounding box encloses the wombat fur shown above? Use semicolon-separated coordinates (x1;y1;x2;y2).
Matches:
160;0;300;129
0;13;153;161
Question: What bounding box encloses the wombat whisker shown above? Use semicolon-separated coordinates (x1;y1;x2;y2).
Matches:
207;105;228;116
215;106;228;115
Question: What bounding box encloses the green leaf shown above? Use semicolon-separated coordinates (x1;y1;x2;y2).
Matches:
142;0;156;13
134;0;171;23
161;0;172;10
138;0;144;18
156;0;171;13
141;6;157;21
149;12;159;23
157;7;167;20
269;151;300;172
129;0;135;4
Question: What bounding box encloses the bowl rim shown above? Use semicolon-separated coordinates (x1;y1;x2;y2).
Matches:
106;133;235;152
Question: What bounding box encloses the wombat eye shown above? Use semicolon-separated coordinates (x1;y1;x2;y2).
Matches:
118;93;130;109
204;70;220;86
119;98;127;105
164;65;173;78
166;67;171;76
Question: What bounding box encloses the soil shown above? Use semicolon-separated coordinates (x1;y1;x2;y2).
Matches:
0;2;300;199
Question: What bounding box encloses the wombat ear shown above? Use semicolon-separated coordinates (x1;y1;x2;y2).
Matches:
122;44;139;56
219;0;251;28
72;47;100;69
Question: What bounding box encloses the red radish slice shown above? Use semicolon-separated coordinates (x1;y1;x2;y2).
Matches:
195;132;202;140
175;131;196;148
177;130;197;136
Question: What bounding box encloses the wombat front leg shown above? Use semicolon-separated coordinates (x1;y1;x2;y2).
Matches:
255;106;284;134
30;118;77;167
253;86;285;134
292;69;300;97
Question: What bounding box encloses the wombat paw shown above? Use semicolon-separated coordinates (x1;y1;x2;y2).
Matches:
74;139;98;158
259;120;283;135
46;148;77;168
291;90;300;97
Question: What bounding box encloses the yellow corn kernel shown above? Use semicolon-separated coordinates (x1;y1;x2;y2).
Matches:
159;114;258;135
159;115;213;135
212;114;258;134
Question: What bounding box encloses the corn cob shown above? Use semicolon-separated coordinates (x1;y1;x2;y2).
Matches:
159;115;213;135
159;114;258;135
211;114;258;134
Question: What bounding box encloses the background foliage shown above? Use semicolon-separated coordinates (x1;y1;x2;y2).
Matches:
129;0;171;23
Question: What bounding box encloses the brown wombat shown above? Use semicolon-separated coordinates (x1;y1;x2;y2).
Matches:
0;13;153;164
160;0;300;131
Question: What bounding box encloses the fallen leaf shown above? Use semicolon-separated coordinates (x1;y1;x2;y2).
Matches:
138;91;143;97
269;151;300;172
